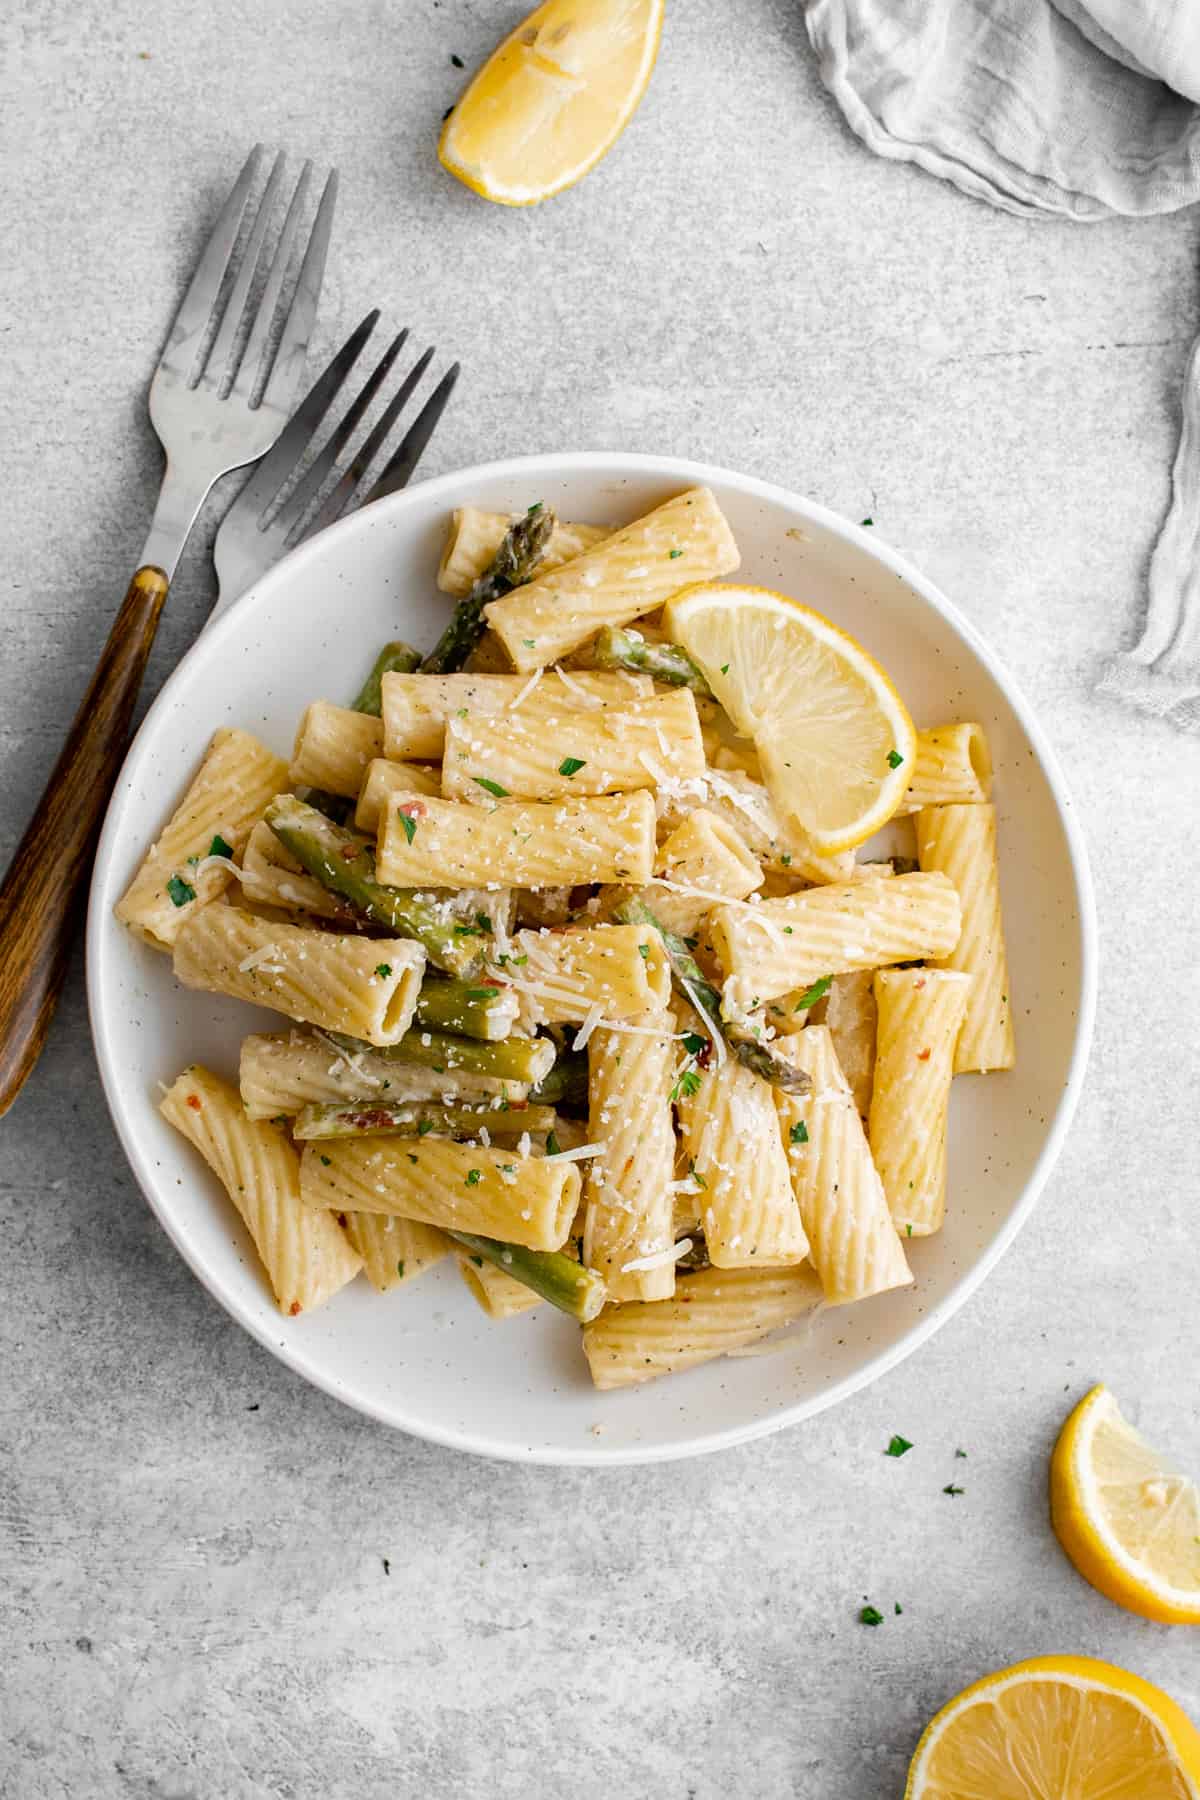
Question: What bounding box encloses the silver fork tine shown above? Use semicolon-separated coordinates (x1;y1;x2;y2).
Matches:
261;168;339;410
365;362;462;505
227;309;380;524
300;344;436;541
274;330;409;532
202;149;287;391
231;160;313;404
164;144;263;379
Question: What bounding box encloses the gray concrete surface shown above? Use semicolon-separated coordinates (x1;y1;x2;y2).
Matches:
3;2;1199;1795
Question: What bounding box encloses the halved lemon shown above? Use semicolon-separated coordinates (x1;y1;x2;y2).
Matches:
906;1656;1200;1799
1051;1383;1200;1625
438;0;664;207
664;583;917;853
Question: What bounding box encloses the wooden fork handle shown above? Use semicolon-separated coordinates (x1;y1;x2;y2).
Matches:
0;566;169;1116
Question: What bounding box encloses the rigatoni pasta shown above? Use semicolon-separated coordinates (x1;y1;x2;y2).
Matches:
115;728;287;947
869;970;971;1235
173;905;425;1047
915;802;1014;1072
160;1065;361;1314
123;487;1016;1393
775;1026;912;1306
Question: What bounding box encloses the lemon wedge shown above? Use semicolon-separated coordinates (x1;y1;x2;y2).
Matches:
664;583;917;853
439;0;664;206
906;1656;1200;1799
1051;1383;1200;1625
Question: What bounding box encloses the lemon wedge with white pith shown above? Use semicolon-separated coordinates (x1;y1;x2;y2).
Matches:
905;1656;1200;1799
439;0;664;207
1051;1384;1200;1625
665;583;917;854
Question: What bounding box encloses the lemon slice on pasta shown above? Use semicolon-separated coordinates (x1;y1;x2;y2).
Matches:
439;0;664;207
1051;1383;1200;1625
664;584;917;854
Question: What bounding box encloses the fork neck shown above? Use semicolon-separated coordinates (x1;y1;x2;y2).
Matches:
138;458;217;582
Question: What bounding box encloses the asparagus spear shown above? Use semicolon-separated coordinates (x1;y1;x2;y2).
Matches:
326;1027;556;1086
584;625;712;695
613;898;810;1095
293;1098;557;1142
265;795;480;976
449;1232;607;1322
421;503;556;674
413;976;519;1041
528;1050;589;1111
351;639;421;717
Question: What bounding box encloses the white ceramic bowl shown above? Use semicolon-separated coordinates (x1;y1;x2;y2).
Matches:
87;452;1096;1465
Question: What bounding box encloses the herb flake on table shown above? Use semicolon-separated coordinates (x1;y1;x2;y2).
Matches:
885;1434;913;1457
859;1604;884;1627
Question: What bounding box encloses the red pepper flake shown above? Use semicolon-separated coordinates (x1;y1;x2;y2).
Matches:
398;801;427;821
340;844;359;861
336;1213;348;1228
914;978;926;989
916;1048;931;1061
288;1301;301;1316
186;1093;202;1110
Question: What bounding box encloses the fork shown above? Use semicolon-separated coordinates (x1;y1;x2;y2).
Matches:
211;311;461;613
0;145;336;1115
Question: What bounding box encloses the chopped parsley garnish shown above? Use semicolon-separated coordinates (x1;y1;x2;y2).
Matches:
859;1605;884;1627
894;1603;903;1615
166;874;195;907
789;1121;809;1145
546;1130;562;1157
396;1260;405;1277
499;1163;516;1175
720;663;729;675
885;1434;912;1458
473;776;510;798
793;975;832;1012
408;1153;419;1165
398;812;418;845
417;1120;435;1137
522;639;536;649
319;1155;332;1167
943;1484;965;1497
558;756;586;778
906;1224;913;1237
668;548;683;559
527;501;543;516
672;1068;702;1101
455;707;469;718
861;516;874;527
453;924;481;936
887;749;904;769
688;1158;707;1189
450;52;464;67
474;911;493;932
466;986;500;1000
637;943;650;960
374;963;392;979
208;834;233;859
780;853;792;867
465;1169;482;1186
681;1032;707;1057
955;1448;968;1458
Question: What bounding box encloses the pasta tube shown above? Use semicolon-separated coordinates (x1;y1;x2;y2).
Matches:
676;1057;809;1268
897;723;993;815
485;488;741;673
710;872;962;1008
382;669;650;761
639;806;763;937
238;820;356;924
341;1213;450;1292
583;1010;678;1302
654;766;856;885
376;790;657;890
915;803;1014;1072
239;1031;531;1118
288;702;383;798
300;1138;580;1251
869;970;971;1235
173;904;425;1048
499;922;671;1026
582;1264;823;1390
354;758;441;834
160;1065;361;1314
441;691;705;803
457;1252;544;1318
115;728;287;948
438;506;610;596
775;1026;912;1305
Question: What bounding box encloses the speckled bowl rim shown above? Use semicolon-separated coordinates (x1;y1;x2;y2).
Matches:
86;451;1098;1465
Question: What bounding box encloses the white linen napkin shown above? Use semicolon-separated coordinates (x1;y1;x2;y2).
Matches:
802;0;1200;731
